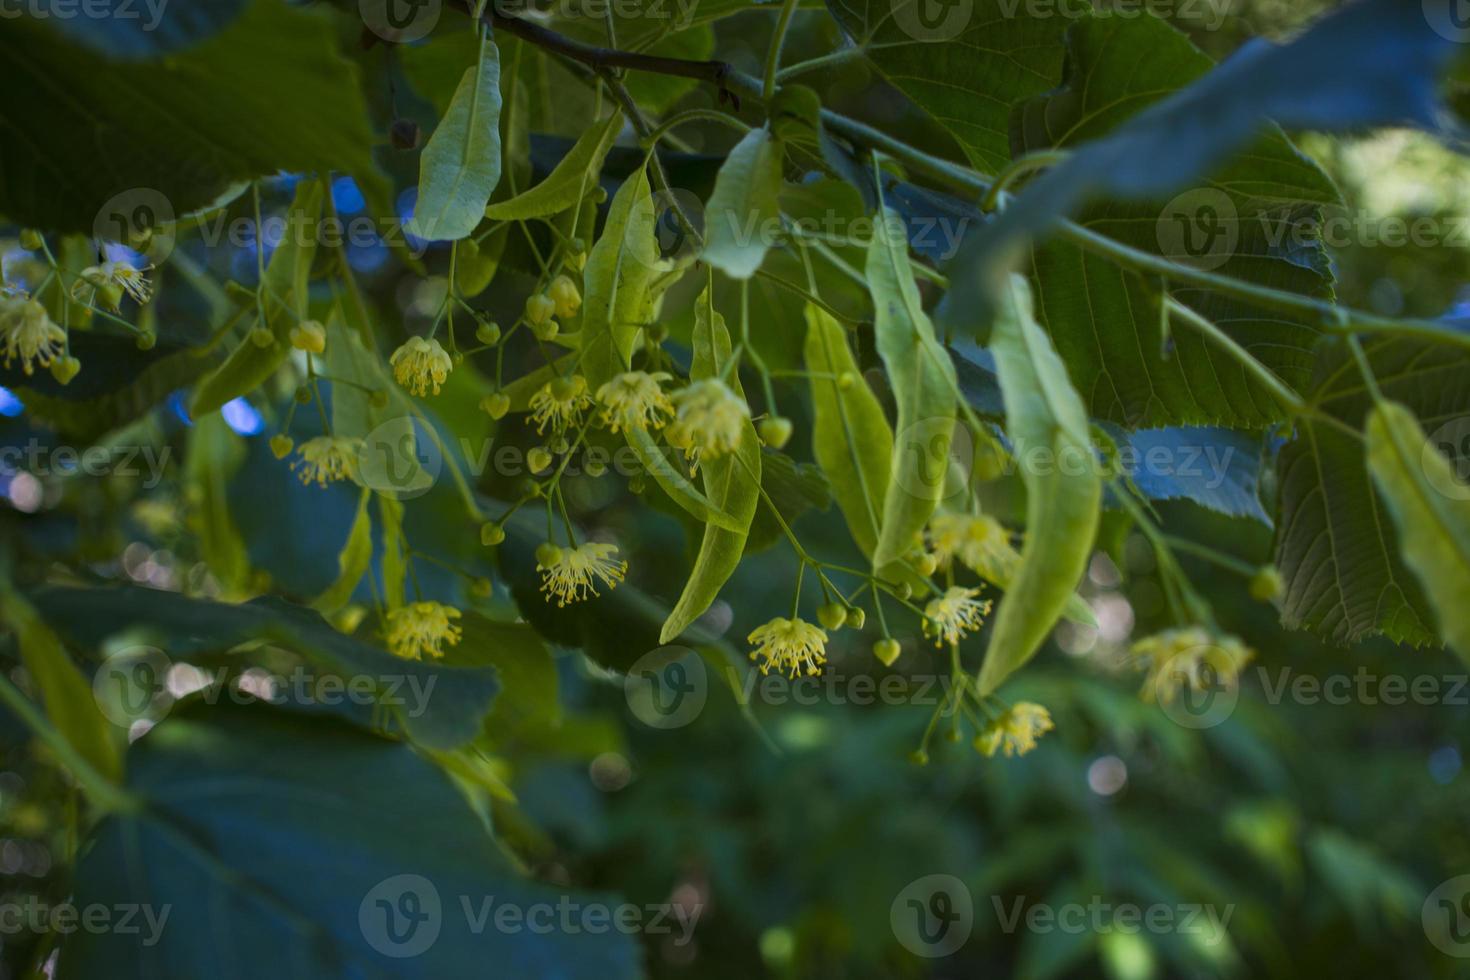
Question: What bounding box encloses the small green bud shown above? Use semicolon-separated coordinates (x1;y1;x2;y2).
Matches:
846;607;866;631
817;603;848;631
527;447;553;473
874;637;902;666
481;392;511;420
480;523;506;547
295;386;313;404
1250;565;1284;602
475;321;502;346
250;326;275;349
270;434;294;460
535;542;563;568
908;749;929;767
758;416;794;450
18;229;43;251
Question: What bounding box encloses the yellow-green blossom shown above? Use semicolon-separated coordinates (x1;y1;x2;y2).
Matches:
291;436;362;487
922;586;992;647
596;371;674;433
530;375;592;434
538;542;628;606
385;601;463;660
927;512;1018;582
748;617;828;678
665;379;749;471
1131;628;1255;703
0;297;65;375
976;702;1054;758
390;336;453;396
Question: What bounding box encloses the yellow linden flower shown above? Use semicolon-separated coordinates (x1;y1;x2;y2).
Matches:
747;617;828;678
76;260;152;312
390;336;453;396
927;512;1018;582
289;319;327;354
538;542;628;606
976;702;1054;758
665;380;749;471
596;371;674;433
385;601;463;660
922;586;992;647
530;375;592;435
1131;628;1255;704
291;436;362;487
547;274;582;319
0;297;65;375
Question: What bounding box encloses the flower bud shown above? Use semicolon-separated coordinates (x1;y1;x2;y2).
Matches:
270;434;294;460
874;637;901;666
481;392;511;420
480;523;506;546
758;416;793;450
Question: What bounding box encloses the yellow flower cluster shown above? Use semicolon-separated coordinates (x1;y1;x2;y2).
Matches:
292;436;362;487
922;587;992;647
665;380;749;471
386;601;463;660
976;702;1054;758
748;617;828;678
0;296;65;376
537;542;628;607
390;336;453;396
1130;628;1255;703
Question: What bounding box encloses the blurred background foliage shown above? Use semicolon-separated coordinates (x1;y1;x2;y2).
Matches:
0;0;1468;977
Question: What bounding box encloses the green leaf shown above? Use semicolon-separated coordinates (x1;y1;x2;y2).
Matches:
702;127;784;280
28;585;499;751
803;303;893;558
868;209;956;572
60;703;640;979
444;615;561;743
977;275;1101;695
0;592;120;784
184;413;253;596
38;0;247;59
0;1;381;233
408;38;504;242
1005;14;1338;427
1365;401;1470;663
311;488;374;616
660;291;762;644
625;426;745;533
1273;339;1469;646
825;0;1087;173
486;110;623;221
581;169;661;389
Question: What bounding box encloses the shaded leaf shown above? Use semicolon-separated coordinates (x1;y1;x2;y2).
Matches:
409;38;505;241
702;128;784;280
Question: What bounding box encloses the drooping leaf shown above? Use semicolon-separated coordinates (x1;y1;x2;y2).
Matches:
868;208;956;572
626;426;745;532
660;291;762;644
61;702;640;979
945;0;1457;319
976;275;1100;695
581;169;662;389
408;37;505;241
1274;339;1470;646
824;0;1088;173
803;303;892;559
968;13;1339;427
0;2;381;233
486;109;623;221
1365;401;1470;663
0;592;120;784
702;127;784;280
28;585;499;751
